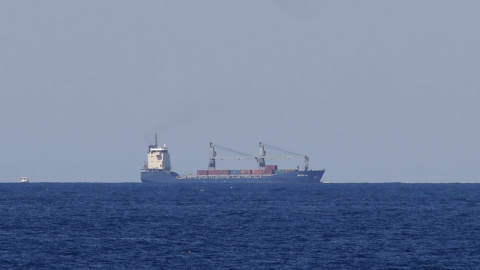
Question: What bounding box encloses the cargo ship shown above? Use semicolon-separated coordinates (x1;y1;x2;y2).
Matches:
141;136;325;183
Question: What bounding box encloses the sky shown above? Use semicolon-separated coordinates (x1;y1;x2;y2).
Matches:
0;1;479;183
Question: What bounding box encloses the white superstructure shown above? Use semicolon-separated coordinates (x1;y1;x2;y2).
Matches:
145;134;171;172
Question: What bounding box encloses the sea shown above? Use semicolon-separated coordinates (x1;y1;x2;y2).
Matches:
1;182;479;269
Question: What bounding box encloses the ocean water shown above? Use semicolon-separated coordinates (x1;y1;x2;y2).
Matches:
1;183;479;269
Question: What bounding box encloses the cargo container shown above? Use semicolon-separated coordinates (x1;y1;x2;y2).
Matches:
240;170;251;175
265;165;278;170
251;170;264;175
208;170;220;175
284;169;297;173
209;170;230;175
197;170;209;175
263;170;274;174
230;170;241;175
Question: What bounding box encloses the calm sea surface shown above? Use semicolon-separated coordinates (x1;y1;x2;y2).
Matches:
1;183;479;269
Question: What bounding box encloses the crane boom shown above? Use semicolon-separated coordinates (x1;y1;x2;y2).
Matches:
207;142;311;171
262;143;304;157
208;143;257;170
213;143;257;159
260;142;310;171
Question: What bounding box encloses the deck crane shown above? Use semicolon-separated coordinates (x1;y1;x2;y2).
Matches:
208;143;257;170
259;142;310;171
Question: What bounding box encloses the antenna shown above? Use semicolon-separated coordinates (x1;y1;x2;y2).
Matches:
155;133;158;147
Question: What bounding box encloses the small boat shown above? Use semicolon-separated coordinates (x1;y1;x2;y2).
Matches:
20;176;29;183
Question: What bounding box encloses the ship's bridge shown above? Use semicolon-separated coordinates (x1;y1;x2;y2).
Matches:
146;141;171;172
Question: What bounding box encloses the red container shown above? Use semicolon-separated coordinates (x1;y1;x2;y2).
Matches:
265;165;278;170
240;170;251;175
251;170;264;175
197;170;209;175
209;170;220;175
284;169;297;173
263;170;273;175
217;170;230;175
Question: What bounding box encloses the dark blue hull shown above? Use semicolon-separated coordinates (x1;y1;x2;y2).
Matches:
141;170;177;183
141;170;325;184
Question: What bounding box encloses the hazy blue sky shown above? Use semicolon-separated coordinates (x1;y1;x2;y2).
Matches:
1;1;479;183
